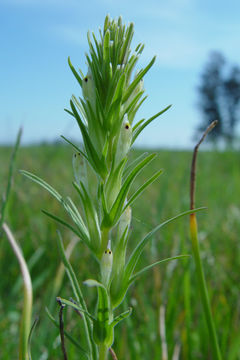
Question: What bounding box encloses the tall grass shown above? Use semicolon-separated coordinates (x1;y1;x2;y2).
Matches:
1;144;240;358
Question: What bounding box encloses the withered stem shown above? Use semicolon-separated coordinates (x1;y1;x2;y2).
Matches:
57;298;68;360
109;347;118;360
190;120;218;210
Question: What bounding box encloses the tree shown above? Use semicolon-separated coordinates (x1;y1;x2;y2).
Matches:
223;66;240;143
196;51;240;145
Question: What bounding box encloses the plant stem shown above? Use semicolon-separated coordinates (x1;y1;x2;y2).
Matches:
99;344;108;360
189;120;222;360
57;232;98;360
3;223;32;360
101;227;110;253
109;347;118;360
0;128;22;229
189;215;222;360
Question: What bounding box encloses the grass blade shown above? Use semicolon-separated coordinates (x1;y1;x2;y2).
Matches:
129;255;190;283
125;207;206;282
0;128;22;228
27;317;39;360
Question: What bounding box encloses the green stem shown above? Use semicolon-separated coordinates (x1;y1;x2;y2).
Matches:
183;266;192;360
98;344;108;360
0;128;22;229
3;223;32;360
190;214;222;360
57;232;98;360
101;227;110;253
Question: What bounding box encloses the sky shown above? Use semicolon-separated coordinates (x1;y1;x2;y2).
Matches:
1;0;240;148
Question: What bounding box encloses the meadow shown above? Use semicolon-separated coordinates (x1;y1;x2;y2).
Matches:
0;143;240;359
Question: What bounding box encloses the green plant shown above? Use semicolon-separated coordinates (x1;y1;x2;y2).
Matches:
21;15;203;359
190;121;222;360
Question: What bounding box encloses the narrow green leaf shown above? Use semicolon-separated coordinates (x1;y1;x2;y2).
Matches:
70;100;107;178
63;201;91;246
132;105;172;144
124;91;144;116
61;136;89;163
105;158;127;210
113;72;126;102
72;95;87;121
124;169;163;209
92;32;102;61
104;14;110;34
103;29;110;63
64;108;74;117
83;279;106;289
27;317;38;360
123;152;148;179
103;153;157;227
129;255;190;283
119;22;134;64
111;308;132;327
124;53;139;86
20;170;62;202
132;118;145;132
105;97;122;131
0;128;22;228
56;231;96;358
125;207;206;282
73;182;101;254
66;197;88;236
83;280;110;326
100;183;108;218
105;68;122;109
57;297;96;321
128;95;148;124
68;57;83;86
96;286;110;325
42;209;88;243
123;56;156;102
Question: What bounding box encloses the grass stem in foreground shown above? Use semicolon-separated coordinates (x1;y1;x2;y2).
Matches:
190;120;222;360
3;223;32;360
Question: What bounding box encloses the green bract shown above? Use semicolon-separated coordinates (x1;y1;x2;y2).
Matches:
21;15;203;360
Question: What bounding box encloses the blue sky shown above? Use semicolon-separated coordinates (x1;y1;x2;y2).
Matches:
1;0;240;148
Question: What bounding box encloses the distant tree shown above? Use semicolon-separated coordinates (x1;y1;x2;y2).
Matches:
196;51;240;145
223;66;240;143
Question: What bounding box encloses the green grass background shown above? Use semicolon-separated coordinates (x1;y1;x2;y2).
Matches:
1;144;240;359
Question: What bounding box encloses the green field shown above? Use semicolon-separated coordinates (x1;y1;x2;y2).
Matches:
1;144;240;359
